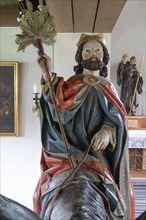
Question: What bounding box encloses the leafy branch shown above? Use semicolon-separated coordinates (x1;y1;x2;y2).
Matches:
15;0;57;52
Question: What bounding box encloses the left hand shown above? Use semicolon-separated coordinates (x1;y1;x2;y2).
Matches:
91;128;110;151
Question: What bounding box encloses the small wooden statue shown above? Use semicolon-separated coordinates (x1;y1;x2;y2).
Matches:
117;54;143;115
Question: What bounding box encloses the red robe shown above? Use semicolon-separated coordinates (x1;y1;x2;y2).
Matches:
33;75;135;219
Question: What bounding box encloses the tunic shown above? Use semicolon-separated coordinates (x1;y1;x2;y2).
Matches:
33;74;134;219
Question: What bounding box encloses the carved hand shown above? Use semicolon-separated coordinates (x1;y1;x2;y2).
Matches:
37;54;52;82
91;128;110;151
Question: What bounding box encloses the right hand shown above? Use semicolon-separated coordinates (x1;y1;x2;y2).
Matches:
37;54;52;81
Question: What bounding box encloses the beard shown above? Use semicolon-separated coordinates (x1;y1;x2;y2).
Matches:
81;58;104;71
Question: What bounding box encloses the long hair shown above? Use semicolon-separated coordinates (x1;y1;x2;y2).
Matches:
74;41;110;77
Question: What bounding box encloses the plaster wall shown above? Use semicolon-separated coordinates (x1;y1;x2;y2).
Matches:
0;27;52;209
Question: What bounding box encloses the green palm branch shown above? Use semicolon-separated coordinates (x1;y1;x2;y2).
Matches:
15;0;56;52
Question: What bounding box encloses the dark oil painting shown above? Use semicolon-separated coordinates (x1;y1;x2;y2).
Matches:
0;62;18;136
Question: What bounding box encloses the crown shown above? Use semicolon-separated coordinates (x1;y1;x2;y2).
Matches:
76;33;106;47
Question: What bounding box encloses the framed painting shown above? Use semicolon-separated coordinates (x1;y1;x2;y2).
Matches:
0;62;19;136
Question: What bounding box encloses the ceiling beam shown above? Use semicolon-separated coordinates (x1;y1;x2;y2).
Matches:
94;0;126;33
0;5;19;27
73;0;98;33
0;0;127;33
46;0;73;32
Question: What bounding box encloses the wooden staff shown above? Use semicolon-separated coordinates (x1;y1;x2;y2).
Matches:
34;39;77;169
129;56;144;115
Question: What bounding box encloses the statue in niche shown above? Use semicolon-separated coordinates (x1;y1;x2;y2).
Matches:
117;54;143;115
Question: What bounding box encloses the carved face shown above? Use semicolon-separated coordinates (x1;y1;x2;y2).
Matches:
130;57;136;65
82;40;104;61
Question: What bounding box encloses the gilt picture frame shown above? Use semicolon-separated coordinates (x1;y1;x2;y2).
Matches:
0;62;19;136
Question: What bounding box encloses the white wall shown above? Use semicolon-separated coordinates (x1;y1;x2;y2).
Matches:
0;29;110;210
111;0;146;115
0;27;53;209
